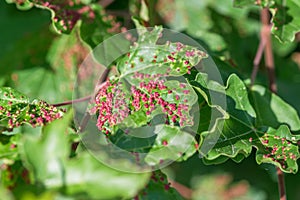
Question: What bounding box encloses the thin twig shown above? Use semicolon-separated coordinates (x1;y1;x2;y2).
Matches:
99;0;115;8
251;30;266;86
277;167;286;200
261;8;277;93
259;8;285;200
52;95;91;107
106;10;131;19
169;179;193;199
251;8;284;200
251;7;271;86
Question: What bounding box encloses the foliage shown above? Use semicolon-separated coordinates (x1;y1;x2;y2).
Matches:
1;0;300;199
234;0;300;43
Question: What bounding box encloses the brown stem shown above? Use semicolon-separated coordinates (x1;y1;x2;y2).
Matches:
277;167;286;200
252;8;284;200
169;179;193;199
251;29;266;86
261;8;277;93
52;96;91;107
251;40;265;86
260;8;285;200
99;0;114;8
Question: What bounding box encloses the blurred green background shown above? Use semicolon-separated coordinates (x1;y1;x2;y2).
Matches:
1;0;300;199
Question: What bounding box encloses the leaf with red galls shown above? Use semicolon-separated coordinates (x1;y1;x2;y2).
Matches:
0;87;64;133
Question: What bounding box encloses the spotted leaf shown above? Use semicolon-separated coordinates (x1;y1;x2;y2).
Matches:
255;125;300;173
0;87;64;133
191;74;300;173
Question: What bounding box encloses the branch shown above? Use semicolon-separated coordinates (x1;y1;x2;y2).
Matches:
258;8;284;200
277;167;286;200
169;179;193;199
251;28;266;86
251;8;284;200
52;95;91;107
261;8;277;93
250;8;270;86
99;0;115;8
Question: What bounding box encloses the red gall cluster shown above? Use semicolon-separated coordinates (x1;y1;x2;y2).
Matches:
35;0;121;34
36;0;83;32
37;0;122;34
132;71;170;80
0;96;63;131
91;80;130;134
92;78;193;134
260;134;298;171
131;79;192;126
92;43;203;134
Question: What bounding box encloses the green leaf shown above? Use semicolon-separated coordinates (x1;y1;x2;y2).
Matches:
191;74;300;173
63;153;150;199
134;170;184;200
117;23;207;79
270;0;300;43
0;29;55;77
107;124;198;167
233;0;272;7
0;87;64;132
37;24;90;102
234;0;300;43
193;74;256;160
0;185;13;200
117;39;208;79
157;0;258;51
28;0;93;34
0;1;52;74
93;27;208;134
132;19;163;45
0;134;20;163
7;0;120;40
145;125;198;165
249;84;300;131
22;111;73;187
5;0;33;10
140;0;149;22
22;111;150;199
79;4;121;48
8;67;72;103
255;125;300;173
47;24;90;71
8;26;86;103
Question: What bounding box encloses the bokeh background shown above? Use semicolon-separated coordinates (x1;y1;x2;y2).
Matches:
1;0;300;199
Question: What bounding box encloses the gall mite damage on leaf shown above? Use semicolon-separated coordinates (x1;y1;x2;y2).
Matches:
92;77;195;134
91;34;207;135
0;88;64;132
